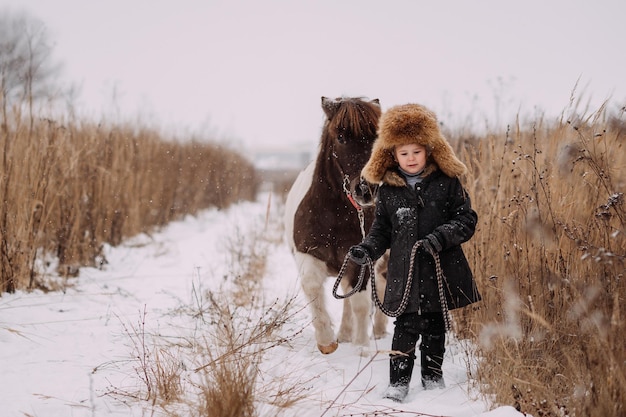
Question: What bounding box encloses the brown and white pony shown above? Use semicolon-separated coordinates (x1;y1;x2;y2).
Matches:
284;96;387;355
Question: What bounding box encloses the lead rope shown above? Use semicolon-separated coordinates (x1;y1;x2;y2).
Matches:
430;250;453;331
333;240;452;331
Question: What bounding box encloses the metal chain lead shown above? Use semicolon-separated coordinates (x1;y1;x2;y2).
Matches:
342;174;365;239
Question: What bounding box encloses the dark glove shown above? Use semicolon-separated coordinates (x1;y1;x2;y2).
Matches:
420;234;442;254
348;245;369;265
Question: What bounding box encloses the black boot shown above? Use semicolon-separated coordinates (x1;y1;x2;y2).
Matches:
384;312;421;402
420;332;446;389
383;355;414;402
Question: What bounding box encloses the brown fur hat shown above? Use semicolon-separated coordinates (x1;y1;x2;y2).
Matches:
361;103;467;186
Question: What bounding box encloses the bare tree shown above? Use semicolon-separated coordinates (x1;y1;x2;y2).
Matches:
0;9;60;132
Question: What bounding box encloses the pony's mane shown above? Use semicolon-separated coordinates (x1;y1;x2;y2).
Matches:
324;98;381;141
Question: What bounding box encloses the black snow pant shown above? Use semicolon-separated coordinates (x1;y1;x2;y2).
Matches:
389;311;446;387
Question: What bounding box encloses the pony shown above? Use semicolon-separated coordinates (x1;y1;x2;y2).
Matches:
284;96;388;355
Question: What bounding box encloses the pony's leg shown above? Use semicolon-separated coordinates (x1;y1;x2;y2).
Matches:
295;253;338;354
337;283;353;343
349;287;372;355
372;255;389;339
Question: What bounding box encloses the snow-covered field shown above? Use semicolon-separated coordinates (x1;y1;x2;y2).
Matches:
0;194;524;417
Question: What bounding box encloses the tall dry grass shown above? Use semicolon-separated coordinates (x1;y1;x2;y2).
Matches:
454;104;625;416
0;115;258;293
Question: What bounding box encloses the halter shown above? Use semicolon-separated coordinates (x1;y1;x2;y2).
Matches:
332;148;372;239
333;240;453;331
342;174;366;238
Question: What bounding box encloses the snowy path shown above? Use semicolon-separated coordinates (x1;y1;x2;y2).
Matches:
0;196;522;417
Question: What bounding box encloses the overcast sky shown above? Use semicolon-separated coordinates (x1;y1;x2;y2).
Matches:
3;0;625;150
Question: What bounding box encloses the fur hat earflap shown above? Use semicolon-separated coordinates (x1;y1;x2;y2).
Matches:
362;103;467;184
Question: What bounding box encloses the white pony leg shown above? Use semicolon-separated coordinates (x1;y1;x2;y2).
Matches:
350;288;372;351
295;253;337;354
337;282;353;343
285;163;339;353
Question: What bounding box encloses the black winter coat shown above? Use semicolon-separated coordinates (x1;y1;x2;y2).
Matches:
361;169;480;314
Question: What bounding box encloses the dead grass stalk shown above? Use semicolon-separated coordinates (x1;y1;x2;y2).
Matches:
456;103;625;416
0;115;259;293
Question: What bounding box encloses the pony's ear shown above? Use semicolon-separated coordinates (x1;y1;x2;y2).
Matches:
370;98;380;106
321;96;341;119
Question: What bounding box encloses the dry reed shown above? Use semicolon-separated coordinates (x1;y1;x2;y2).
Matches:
0;115;258;293
454;104;625;416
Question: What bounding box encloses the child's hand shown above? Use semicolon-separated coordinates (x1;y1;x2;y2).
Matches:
420;234;442;254
348;245;369;265
420;239;436;254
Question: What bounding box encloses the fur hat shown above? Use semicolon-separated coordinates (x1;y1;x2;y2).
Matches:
361;103;467;186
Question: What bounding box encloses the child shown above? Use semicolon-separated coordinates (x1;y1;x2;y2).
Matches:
348;103;480;402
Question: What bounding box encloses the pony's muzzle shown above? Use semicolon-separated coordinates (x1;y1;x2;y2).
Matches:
351;177;378;207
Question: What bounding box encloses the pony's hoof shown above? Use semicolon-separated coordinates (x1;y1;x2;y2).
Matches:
317;341;339;354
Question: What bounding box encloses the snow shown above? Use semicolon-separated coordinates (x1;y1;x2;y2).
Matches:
0;193;526;417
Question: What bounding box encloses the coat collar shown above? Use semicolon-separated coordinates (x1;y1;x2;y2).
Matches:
381;164;438;187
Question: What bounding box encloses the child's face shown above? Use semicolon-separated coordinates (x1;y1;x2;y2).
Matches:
394;143;428;174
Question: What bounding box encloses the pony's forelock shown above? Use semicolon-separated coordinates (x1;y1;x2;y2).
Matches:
324;98;381;143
